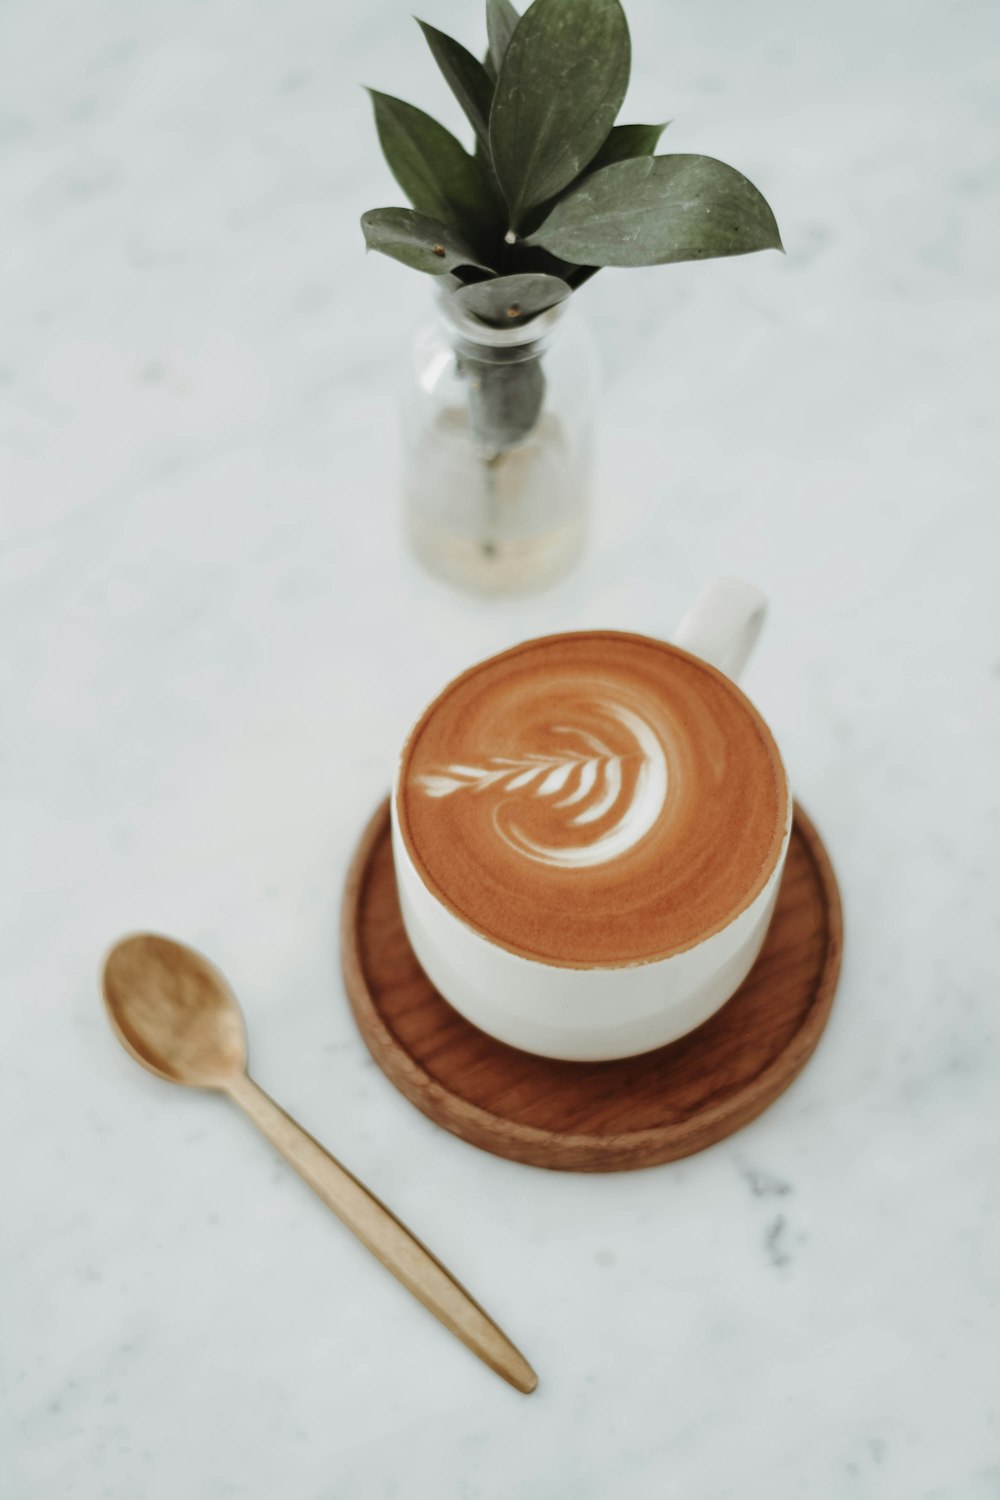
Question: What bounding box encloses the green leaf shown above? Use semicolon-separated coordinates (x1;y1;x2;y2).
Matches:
366;89;501;241
417;21;495;153
486;0;520;76
455;272;571;326
588;121;668;171
526;154;783;266
361;208;495;276
515;121;664;237
489;0;631;231
475;131;504;205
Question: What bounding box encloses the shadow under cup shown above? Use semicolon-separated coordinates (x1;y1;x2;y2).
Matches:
391;630;791;1062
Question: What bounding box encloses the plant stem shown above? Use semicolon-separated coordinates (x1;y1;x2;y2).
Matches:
481;449;503;558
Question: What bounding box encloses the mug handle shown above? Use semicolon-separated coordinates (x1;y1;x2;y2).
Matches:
672;577;768;683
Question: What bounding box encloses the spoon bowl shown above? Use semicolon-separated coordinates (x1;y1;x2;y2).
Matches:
102;933;247;1088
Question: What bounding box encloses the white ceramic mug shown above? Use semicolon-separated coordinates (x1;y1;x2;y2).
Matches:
391;579;793;1062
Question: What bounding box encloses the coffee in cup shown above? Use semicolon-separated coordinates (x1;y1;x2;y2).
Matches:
398;631;786;968
391;579;792;1061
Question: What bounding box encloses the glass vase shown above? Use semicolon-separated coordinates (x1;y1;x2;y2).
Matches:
401;286;599;595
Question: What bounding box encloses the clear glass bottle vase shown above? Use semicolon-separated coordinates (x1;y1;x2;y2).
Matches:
401;287;599;595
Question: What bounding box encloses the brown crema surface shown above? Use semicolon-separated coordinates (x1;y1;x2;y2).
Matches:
398;632;788;967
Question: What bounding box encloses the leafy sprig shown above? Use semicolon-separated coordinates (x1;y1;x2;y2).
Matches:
362;0;782;331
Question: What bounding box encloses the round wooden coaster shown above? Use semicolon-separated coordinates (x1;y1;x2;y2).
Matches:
340;799;843;1172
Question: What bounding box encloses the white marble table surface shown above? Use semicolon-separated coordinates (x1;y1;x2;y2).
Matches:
3;0;999;1494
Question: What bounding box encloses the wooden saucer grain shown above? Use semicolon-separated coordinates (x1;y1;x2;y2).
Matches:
340;799;843;1172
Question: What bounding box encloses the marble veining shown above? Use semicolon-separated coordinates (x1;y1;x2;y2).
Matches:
2;0;999;1496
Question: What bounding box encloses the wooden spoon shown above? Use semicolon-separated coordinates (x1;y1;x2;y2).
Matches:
101;933;537;1394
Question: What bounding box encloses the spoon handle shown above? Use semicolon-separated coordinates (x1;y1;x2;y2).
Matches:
225;1072;537;1394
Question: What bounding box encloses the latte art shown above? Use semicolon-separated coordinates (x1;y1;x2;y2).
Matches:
416;699;668;870
398;631;788;967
